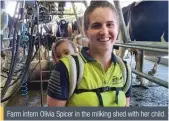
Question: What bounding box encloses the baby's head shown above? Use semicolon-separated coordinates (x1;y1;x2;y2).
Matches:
52;39;77;64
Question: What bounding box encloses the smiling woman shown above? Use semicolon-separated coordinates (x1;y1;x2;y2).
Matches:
47;0;132;107
84;7;119;52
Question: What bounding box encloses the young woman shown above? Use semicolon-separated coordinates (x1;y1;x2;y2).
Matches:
47;1;131;107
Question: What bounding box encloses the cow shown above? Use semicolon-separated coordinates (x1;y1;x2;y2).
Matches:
56;19;72;37
118;1;168;86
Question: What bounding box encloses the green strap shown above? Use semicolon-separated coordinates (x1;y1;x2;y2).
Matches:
67;54;85;98
116;56;131;93
67;55;77;98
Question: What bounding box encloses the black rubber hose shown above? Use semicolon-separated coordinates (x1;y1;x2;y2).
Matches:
1;36;41;90
1;15;17;97
1;62;25;88
1;29;20;98
1;24;34;103
1;39;33;103
1;67;23;88
31;44;39;61
1;72;29;102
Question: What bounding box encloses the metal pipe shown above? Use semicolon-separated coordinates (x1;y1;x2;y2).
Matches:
132;69;168;88
69;0;87;3
20;0;25;20
1;47;12;51
83;1;88;7
3;38;13;41
116;41;168;49
140;50;144;72
8;1;19;38
36;2;44;107
56;37;73;40
1;1;5;9
50;12;76;15
71;2;85;37
114;43;168;54
1;35;3;52
113;1;130;43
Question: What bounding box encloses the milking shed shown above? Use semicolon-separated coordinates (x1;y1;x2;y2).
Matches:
0;0;168;107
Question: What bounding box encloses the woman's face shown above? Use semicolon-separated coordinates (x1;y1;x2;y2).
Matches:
55;41;75;62
85;7;119;52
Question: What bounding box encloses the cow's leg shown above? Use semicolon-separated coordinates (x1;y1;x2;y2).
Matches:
44;48;49;60
1;52;7;69
148;57;161;76
135;49;141;80
33;45;38;60
118;47;127;59
135;49;149;87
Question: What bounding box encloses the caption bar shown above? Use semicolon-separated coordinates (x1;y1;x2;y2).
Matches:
4;107;168;120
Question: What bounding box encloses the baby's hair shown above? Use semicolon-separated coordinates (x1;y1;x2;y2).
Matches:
52;39;77;63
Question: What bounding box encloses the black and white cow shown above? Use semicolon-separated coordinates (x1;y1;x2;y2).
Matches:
123;1;168;42
118;1;168;86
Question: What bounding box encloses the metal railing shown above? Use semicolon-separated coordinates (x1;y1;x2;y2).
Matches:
114;42;168;54
113;1;168;88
